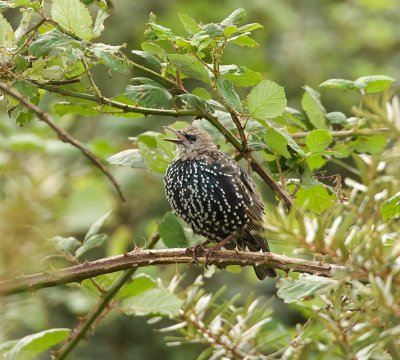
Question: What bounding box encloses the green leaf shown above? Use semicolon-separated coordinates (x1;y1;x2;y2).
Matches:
178;13;201;34
91;43;130;73
51;0;93;40
306;154;326;170
319;79;358;92
326;111;348;125
50;236;81;254
159;212;189;248
220;8;246;27
277;274;338;303
229;34;259;47
0;13;13;48
282;108;308;130
124;83;172;108
84;210;112;242
137;132;175;173
264;127;290;158
295;184;336;213
141;42;167;61
237;23;263;33
12;80;38;98
354;75;396;94
168;54;210;83
176;94;214;113
380;192;400;222
16;110;33;126
5;328;70;360
223;25;238;37
350;135;387;154
107;149;146;169
93;9;108;38
216;78;243;111
131;50;162;70
301;86;327;129
247;80;287;120
191;87;212;100
75;233;108;258
264;124;304;158
199;23;224;37
0;341;17;356
29;29;78;57
122;288;183;318
117;274;157;300
145;23;174;41
305;129;332;152
222;66;263;87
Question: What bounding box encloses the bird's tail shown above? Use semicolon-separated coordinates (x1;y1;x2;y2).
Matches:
240;229;277;280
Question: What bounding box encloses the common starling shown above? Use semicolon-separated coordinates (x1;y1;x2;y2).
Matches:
163;125;277;280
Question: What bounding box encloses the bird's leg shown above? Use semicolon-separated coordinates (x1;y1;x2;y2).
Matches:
205;234;234;266
186;239;213;265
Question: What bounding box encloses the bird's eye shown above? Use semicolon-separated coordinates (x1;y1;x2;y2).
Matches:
186;134;197;142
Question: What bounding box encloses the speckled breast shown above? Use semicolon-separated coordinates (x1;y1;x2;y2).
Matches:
164;159;249;241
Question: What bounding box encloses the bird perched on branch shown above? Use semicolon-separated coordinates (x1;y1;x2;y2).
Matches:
163;125;277;280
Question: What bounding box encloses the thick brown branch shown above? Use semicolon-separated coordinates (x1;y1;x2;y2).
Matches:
0;81;126;202
0;249;345;296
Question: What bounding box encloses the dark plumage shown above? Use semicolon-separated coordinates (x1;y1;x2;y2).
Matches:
163;125;277;280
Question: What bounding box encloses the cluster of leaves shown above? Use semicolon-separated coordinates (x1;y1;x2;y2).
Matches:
1;1;400;359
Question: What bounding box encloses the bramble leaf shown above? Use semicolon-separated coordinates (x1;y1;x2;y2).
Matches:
305;129;332;152
168;54;210;83
301;86;327;129
159;212;189;248
277;275;338;303
51;0;93;40
247;80;287;120
354;75;396;94
5;329;70;360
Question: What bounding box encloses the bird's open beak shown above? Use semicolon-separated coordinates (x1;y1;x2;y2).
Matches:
163;126;186;144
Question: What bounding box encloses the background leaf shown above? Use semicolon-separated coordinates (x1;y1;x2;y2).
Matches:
306;129;333;152
354;75;396;94
107;149;147;169
277;275;338;303
5;329;70;360
295;184;336;213
301;86;327;129
122;288;183;318
159;212;189;248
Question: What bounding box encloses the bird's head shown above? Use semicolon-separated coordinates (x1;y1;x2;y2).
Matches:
164;125;217;160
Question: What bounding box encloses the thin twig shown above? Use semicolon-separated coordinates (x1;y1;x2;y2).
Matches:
34;83;198;117
0;248;347;296
291;127;389;138
81;59;104;100
53;233;160;360
0;81;126;203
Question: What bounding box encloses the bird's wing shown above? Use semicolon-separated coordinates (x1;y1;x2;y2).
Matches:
209;152;264;220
